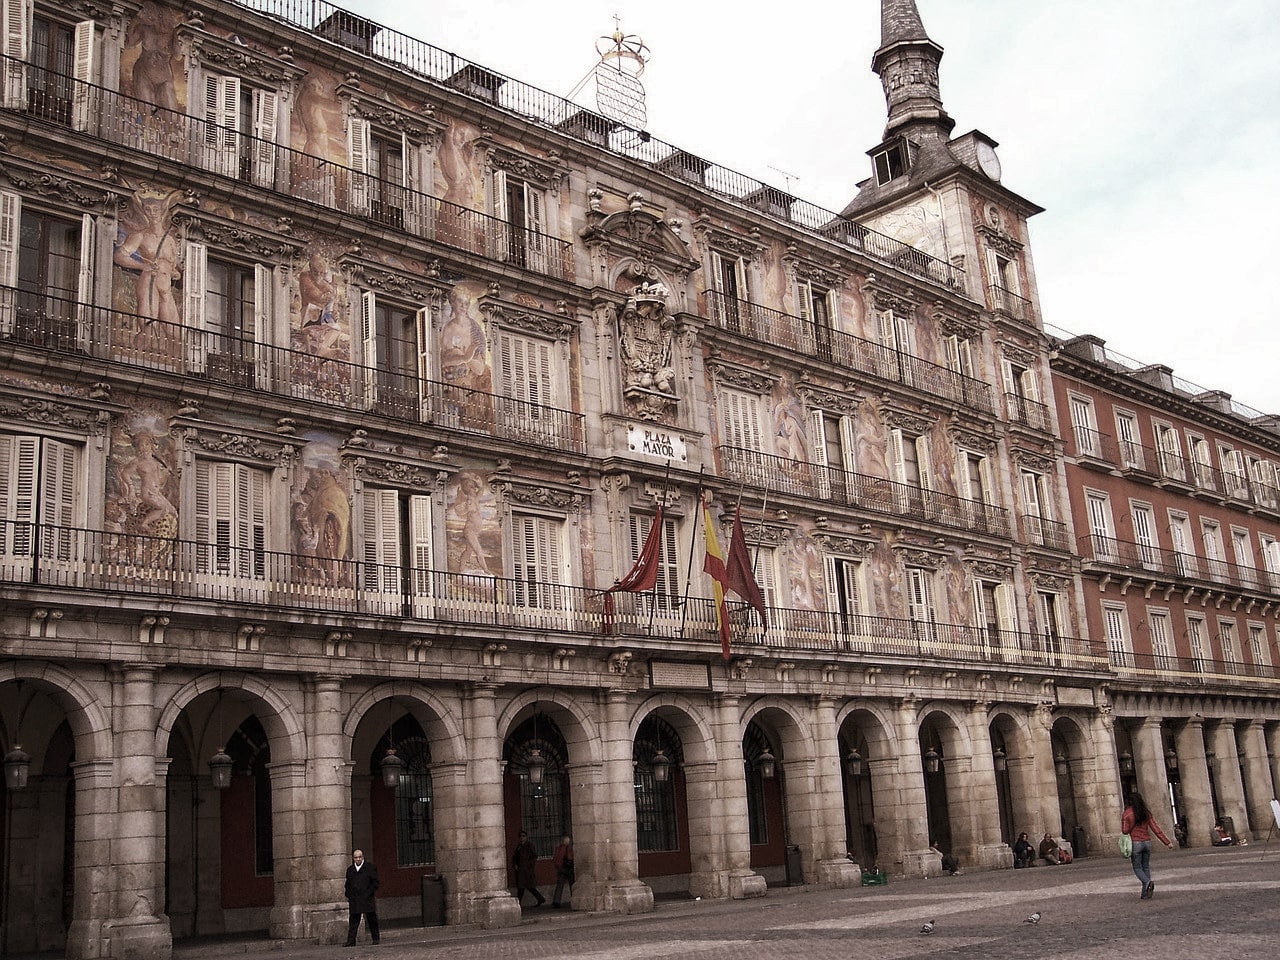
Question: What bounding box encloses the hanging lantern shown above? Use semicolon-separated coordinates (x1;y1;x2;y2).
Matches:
1164;746;1178;770
1118;751;1135;775
993;746;1007;773
1054;752;1069;777
757;747;776;780
380;746;404;789
208;748;233;791
3;746;31;791
845;748;864;778
651;747;671;783
527;747;546;785
924;746;941;775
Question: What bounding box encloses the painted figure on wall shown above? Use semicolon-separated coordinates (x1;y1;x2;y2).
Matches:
290;249;350;401
106;409;179;569
292;437;352;587
854;399;890;479
295;73;346;163
869;540;901;619
446;471;499;576
438;120;483;208
440;283;493;431
944;556;971;627
122;1;183;112
771;375;810;465
788;531;826;612
299;253;340;354
113;186;183;326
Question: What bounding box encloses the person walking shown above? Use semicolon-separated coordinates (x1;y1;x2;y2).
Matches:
1122;792;1174;899
551;835;575;908
344;849;379;945
512;830;545;907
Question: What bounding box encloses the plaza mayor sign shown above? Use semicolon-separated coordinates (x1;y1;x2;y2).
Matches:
627;424;688;463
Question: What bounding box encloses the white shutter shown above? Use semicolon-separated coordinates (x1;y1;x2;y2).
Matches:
253;263;272;388
1020;471;1042;518
995;583;1016;634
0;433;37;560
183;241;208;371
796;279;812;325
2;0;28;109
402;134;424;234
39;438;78;563
347;115;371;215
71;20;95;132
408;494;434;614
978;456;995;505
491;168;509;261
415;305;432;416
809;411;827;466
250;88;278;187
0;190;19;334
523;183;546;272
360;289;377;409
907;568;934;625
362;487;400;597
75;212;95;350
202;75;240;177
915;434;933;491
889;429;906;484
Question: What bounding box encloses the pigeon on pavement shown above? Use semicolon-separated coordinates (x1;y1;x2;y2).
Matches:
920;919;936;935
1024;912;1042;924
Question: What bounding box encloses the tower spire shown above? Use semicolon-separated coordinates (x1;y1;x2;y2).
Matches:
873;0;954;140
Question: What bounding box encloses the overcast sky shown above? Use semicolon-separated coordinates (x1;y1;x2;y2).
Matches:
358;0;1280;415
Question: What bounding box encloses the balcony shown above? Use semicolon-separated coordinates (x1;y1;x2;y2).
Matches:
705;291;994;415
1078;534;1279;594
717;445;1011;538
1021;514;1072;552
1069;426;1116;470
988;284;1035;324
0;56;573;282
1005;392;1051;432
0;286;587;454
1109;649;1280;685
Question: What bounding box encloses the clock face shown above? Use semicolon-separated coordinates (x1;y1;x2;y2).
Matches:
976;142;1002;181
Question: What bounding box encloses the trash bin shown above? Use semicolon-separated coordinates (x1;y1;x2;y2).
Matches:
421;874;445;926
784;844;804;886
1072;826;1087;859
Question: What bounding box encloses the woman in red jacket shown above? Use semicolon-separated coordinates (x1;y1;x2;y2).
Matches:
1122;792;1174;899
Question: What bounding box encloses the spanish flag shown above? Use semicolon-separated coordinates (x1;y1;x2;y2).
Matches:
702;493;732;660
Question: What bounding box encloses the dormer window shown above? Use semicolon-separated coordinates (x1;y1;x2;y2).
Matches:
873;140;911;185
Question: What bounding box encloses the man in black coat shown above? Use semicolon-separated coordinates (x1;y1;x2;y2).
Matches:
344;849;380;945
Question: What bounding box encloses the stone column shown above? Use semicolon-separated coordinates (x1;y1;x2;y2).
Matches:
810;697;859;886
266;758;309;941
269;675;348;944
1077;707;1123;856
1208;721;1248;839
1130;717;1173;826
454;684;520;928
1174;717;1213;848
593;689;652;913
1025;703;1062;845
1238;721;1274;839
701;694;763;899
66;666;171;960
64;759;117;959
889;698;932;877
944;702;1005;869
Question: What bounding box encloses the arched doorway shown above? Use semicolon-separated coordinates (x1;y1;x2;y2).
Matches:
989;720;1016;847
837;728;875;868
919;714;954;857
633;715;690;884
367;713;436;898
742;721;785;874
503;712;570;891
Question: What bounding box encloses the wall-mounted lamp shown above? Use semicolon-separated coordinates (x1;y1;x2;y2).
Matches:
757;746;776;780
1118;751;1135;775
208;689;232;790
845;748;865;778
1164;745;1178;771
993;746;1008;773
924;746;941;775
1054;752;1069;777
2;747;30;792
380;698;404;789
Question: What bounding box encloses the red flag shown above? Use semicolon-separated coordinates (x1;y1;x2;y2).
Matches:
702;494;732;659
726;506;768;632
602;507;663;634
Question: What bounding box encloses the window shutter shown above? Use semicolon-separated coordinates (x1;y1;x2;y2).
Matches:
402;134;424;234
415;305;432;413
253;263;272;388
347;115;371;215
75;212;95;350
809;411;828;467
1020;471;1041;517
183;241;208;371
491;168;509;260
362;487;400;594
1000;360;1017;397
2;0;28;109
408;494;434;607
907;568;934;622
360;289;377;408
0;190;19;334
995;583;1016;633
889;429;906;484
658;514;678;600
978;456;995;505
795;279;812;325
71;20;95;132
915;435;933;491
0;434;37;557
39;438;78;561
957;338;973;377
250;88;278;187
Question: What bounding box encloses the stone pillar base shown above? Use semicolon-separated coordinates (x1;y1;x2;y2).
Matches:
67;914;172;960
269;901;347;943
602;881;654;915
816;858;861;887
902;849;938;878
465;892;522;929
975;843;1011;870
729;871;767;899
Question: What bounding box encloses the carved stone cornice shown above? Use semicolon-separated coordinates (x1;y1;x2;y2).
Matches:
344;258;443;305
977;224;1024;258
934;307;983;339
179;426;295;466
580;205;699;268
175;212;301;261
479;297;575;342
706;361;774;394
690;218;764;261
0;157;127;213
1027;569;1070;592
180;24;308;87
796;385;860;417
811;533;877;557
476;138;565;193
0;390;112;436
962;558;1014;580
949;425;995;452
783;249;846;290
348;455;446;492
488;476;584;512
879;405;934;435
1011;448;1055;473
998;339;1038;368
338;85;445;147
892;544;946;569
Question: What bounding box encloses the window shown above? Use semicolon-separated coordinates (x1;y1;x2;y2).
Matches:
626;510;680;611
511;511;565;612
872;139;910;185
1168;512;1196;577
987;249;1021;314
956;448;997;527
1020;470;1054;546
362;487;434;617
199;72;279;185
796;277;836;359
890;427;932;515
1247;623;1268;667
193;460;268;585
1154;422;1185;481
392;738;435;865
496;329;559;443
1114;411;1143;470
1036;591;1063;659
0;191;94;351
1218;443;1249;500
1130;502;1159;569
710;250;748;332
1002;359;1043;428
719;387;767;470
1187;435;1215;491
1186;614;1208;672
1085;492;1115;561
0;431;80;575
972;579;1014;659
3;8;95;130
1218;619;1239;670
1103;603;1131;667
1069;396;1100;458
809;410;854;501
1231;528;1255;586
906;566;937;642
1261;534;1280;587
1247;455;1279;509
347;118;422;231
824;555;866;637
875;307;912;361
183;242;270;387
493;169;546;271
634;717;680;853
1148;610;1174;670
1201;520;1226;580
359;291;419;414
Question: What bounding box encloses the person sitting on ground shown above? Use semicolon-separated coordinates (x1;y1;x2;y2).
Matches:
1174;819;1189;848
1039;832;1062;864
1013;832;1036;868
1211;819;1235;846
930;839;961;876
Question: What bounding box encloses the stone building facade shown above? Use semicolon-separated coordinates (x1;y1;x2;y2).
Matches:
0;2;1275;959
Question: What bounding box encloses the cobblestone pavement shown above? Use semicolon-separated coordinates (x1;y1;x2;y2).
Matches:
166;846;1278;960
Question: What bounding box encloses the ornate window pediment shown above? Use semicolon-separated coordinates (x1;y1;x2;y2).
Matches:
706;360;775;394
175;211;302;262
348;454;446;493
797;385;860;417
178;423;294;467
336;84;445;148
179;24;308;87
691;218;764;262
582;204;697;266
478;294;575;342
488;474;584;512
977;223;1024;258
476;139;565;193
343;257;442;306
880;405;934;436
0;157;128;214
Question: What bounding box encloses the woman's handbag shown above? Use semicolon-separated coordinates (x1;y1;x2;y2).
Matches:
1119;834;1133;857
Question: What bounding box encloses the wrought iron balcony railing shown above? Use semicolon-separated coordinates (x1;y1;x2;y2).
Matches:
705;291;994;415
1109;649;1280;683
0;285;586;454
1079;534;1279;594
988;284;1035;323
0;55;573;281
718;445;1010;537
1004;392;1051;432
3;520;1114;673
1021;514;1072;552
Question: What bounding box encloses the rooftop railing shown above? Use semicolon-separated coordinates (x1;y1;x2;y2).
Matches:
0;285;587;454
717;445;1010;538
706;290;994;415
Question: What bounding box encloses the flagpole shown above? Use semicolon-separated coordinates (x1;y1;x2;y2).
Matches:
752;486;770;634
679;465;704;639
647;458;673;636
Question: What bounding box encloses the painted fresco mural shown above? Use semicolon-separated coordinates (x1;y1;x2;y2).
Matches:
445;470;500;577
105;406;180;568
291;434;353;586
121;1;185;111
289;249;352;402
